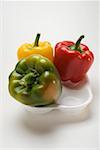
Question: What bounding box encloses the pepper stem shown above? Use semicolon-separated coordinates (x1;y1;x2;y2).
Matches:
34;33;40;47
75;35;85;49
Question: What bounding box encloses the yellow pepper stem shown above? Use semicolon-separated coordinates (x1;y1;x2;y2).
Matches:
34;33;41;47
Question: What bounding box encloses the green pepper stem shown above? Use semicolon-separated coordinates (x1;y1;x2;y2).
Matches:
75;35;85;49
34;33;41;47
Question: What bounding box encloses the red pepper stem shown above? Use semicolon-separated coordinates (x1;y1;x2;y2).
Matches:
34;33;40;47
75;35;85;49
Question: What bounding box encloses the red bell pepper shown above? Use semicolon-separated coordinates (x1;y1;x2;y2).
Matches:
54;35;94;83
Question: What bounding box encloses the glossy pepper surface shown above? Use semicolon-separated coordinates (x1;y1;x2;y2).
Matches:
54;35;94;82
17;34;53;62
9;55;61;106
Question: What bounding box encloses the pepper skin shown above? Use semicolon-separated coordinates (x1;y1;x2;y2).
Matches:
17;33;53;62
54;35;94;82
9;55;61;106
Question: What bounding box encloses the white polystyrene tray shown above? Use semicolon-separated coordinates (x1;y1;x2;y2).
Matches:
23;78;93;114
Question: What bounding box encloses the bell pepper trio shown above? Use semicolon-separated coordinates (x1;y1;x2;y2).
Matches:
8;34;94;106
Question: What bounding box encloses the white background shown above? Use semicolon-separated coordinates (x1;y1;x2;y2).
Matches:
0;1;99;150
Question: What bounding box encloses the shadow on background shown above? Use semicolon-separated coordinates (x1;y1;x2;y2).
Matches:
19;105;92;135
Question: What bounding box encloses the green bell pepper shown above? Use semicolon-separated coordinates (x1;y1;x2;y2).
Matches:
8;54;62;106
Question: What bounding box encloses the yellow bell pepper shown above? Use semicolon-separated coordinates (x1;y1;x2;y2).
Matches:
17;33;53;62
